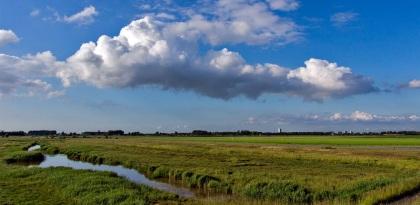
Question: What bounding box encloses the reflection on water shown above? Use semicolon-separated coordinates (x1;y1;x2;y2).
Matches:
38;154;194;198
27;145;41;152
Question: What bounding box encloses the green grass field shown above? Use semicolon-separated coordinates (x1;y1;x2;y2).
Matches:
142;135;420;146
0;136;419;204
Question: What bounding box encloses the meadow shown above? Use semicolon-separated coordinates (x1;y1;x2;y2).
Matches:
0;135;419;204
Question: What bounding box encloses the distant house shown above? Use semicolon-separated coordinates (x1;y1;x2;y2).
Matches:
28;130;57;136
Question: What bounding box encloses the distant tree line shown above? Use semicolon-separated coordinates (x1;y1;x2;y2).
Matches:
81;130;125;136
1;129;419;137
28;130;57;136
0;131;26;137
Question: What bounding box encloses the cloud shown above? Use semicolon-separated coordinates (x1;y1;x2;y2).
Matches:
56;16;376;101
327;111;419;122
63;6;98;25
0;52;64;98
330;12;358;26
398;79;420;90
142;0;301;46
408;79;420;88
266;0;299;11
22;79;65;98
408;115;420;121
246;111;420;131
250;111;420;125
349;111;374;121
0;1;377;101
0;29;19;47
154;13;176;20
288;58;351;91
30;9;40;17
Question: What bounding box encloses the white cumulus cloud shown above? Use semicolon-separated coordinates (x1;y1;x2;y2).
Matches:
0;52;64;98
55;16;376;101
288;59;351;90
0;29;19;47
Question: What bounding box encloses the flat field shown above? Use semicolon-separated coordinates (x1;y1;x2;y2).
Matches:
143;135;420;146
0;136;419;205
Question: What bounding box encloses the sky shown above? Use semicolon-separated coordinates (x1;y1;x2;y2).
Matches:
0;0;419;133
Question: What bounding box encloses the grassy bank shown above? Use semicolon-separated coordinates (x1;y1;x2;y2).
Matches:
1;136;419;204
4;151;44;164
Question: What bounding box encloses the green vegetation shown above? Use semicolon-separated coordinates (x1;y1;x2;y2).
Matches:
0;136;419;204
4;151;44;164
0;140;180;205
147;135;420;146
243;181;311;203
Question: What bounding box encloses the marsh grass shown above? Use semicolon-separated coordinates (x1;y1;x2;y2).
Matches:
243;180;311;203
360;176;420;205
4;151;45;164
0;141;182;205
1;137;419;204
1;167;180;205
37;137;419;204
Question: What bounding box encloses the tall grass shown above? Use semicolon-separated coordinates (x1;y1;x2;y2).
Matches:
243;180;312;203
360;176;420;205
4;151;44;164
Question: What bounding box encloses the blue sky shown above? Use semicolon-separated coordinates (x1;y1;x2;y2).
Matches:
0;0;419;132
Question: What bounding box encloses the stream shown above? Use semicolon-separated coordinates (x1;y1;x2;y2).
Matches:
27;145;194;198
